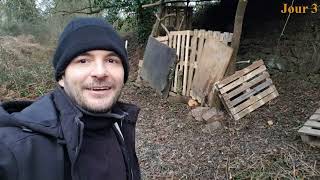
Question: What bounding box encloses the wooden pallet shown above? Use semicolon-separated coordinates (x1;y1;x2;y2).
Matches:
155;30;233;97
215;60;279;120
298;108;320;147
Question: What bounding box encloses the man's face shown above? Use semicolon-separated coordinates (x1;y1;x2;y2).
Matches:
58;50;124;113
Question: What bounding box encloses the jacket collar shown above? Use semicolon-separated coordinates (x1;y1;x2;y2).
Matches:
0;95;63;139
51;87;140;163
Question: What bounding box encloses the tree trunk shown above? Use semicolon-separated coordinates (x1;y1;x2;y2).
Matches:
225;0;248;76
151;0;165;37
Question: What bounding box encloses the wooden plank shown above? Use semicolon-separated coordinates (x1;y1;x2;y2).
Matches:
300;134;320;147
228;33;233;42
182;31;190;95
213;31;220;41
219;32;225;42
173;66;179;92
299;126;320;137
156;36;169;42
186;30;198;96
168;34;173;48
217;60;264;89
227;78;273;107
222;32;229;44
207;30;213;38
304;120;320;128
229;85;276;115
310;114;320;121
176;34;181;61
220;65;267;94
180;34;186;64
190;30;206;100
217;89;233;117
197;30;206;60
170;31;184;35
173;36;179;92
223;71;270;100
171;34;181;92
173;34;177;49
168;33;175;91
191;37;233;103
176;34;186;94
233;90;279;120
170;30;194;36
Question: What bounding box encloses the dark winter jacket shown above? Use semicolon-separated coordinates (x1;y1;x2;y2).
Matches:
0;88;141;180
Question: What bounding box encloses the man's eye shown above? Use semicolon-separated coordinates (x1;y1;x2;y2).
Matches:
78;59;87;63
107;59;116;63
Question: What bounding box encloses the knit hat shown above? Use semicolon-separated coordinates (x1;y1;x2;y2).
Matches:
52;17;129;83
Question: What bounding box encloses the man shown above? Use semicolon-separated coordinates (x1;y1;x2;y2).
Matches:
0;17;140;180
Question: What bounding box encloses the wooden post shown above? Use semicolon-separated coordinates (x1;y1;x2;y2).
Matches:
225;0;248;76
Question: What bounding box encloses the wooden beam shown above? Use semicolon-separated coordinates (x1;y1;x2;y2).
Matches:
142;1;161;8
225;0;248;76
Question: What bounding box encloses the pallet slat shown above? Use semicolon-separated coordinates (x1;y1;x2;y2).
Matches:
233;91;279;120
217;60;264;88
176;34;181;61
226;78;273;107
178;34;186;93
299;126;320;137
223;71;270;100
182;31;190;95
186;30;198;95
310;114;320;120
220;65;267;94
230;85;277;115
304;120;320;128
155;36;169;43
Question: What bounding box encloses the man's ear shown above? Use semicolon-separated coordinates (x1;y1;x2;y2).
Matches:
58;77;65;87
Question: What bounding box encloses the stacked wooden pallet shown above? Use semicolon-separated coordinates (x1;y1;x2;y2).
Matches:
155;30;233;97
215;60;279;120
299;108;320;147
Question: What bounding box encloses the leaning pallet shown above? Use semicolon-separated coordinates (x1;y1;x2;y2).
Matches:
215;60;279;120
155;30;233;97
298;108;320;147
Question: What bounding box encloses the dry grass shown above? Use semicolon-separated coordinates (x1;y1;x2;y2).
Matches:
0;35;54;101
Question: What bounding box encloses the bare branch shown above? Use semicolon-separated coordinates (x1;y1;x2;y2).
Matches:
53;4;130;15
154;13;169;35
142;0;215;8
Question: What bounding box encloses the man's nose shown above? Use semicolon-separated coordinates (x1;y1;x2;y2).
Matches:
91;60;109;78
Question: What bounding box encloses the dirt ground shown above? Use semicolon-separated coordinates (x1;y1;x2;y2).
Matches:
120;65;320;179
121;27;320;178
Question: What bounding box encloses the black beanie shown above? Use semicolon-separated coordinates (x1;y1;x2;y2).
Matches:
52;17;129;83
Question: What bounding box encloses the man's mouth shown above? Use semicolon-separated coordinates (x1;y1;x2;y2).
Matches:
87;86;112;91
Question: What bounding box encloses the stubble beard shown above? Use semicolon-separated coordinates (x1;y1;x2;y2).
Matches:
63;81;123;113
